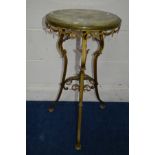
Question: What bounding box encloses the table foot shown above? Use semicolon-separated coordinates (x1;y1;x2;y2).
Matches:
48;102;56;112
94;85;106;109
99;102;106;109
75;143;81;150
48;107;55;112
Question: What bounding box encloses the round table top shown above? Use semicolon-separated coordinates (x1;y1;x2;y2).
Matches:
45;9;121;31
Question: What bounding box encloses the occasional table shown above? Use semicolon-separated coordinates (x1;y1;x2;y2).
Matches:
45;9;121;150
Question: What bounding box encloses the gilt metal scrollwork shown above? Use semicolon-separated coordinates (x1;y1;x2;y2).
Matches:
62;74;95;92
45;24;120;39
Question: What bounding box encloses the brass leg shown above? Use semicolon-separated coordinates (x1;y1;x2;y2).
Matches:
75;32;87;150
48;30;68;112
93;33;106;109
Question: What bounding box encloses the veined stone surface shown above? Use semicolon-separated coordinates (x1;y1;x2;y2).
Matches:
46;9;121;30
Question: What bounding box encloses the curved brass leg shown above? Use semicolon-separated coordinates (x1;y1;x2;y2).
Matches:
75;32;87;150
48;30;69;112
93;32;106;109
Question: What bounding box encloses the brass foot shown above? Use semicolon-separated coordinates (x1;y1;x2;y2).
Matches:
75;143;81;150
48;107;54;112
99;103;106;110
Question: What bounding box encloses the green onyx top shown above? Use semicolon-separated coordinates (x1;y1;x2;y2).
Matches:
45;9;121;31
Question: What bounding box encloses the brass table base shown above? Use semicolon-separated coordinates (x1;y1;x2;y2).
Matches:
48;30;108;150
45;8;121;150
